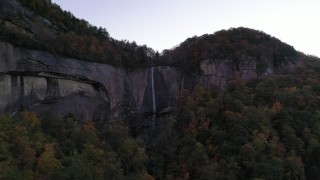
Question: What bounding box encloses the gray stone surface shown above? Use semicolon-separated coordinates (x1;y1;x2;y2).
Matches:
0;42;186;119
0;41;302;121
200;59;233;90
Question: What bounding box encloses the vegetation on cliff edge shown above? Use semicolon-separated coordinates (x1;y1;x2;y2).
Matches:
0;0;155;68
159;27;299;74
0;0;305;72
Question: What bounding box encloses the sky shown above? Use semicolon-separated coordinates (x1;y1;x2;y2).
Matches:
51;0;320;57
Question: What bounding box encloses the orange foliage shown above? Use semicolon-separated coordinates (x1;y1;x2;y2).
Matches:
202;118;211;129
142;173;155;180
180;161;189;179
272;101;283;113
189;116;199;135
22;111;40;128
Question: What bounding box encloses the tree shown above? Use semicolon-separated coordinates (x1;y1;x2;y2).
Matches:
272;101;283;113
36;144;63;179
284;153;305;179
119;138;148;174
61;152;97;180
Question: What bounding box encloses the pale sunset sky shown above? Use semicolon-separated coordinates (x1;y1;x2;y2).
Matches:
52;0;320;57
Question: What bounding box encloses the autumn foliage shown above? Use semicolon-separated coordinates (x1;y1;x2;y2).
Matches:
0;0;155;68
146;59;320;179
158;27;298;74
0;113;151;179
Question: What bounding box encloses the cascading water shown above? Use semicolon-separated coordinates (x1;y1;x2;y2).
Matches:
144;67;157;148
151;67;156;127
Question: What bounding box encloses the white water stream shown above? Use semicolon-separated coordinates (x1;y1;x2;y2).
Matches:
145;67;157;147
151;67;156;114
151;67;156;127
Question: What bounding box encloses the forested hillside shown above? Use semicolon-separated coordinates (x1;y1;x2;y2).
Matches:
1;57;320;179
148;57;320;179
0;0;302;72
0;0;155;68
159;27;299;74
0;112;152;179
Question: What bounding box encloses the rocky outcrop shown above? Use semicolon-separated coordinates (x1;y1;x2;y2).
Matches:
0;41;303;121
0;0;59;39
200;59;233;90
199;54;302;90
239;60;257;81
0;42;186;120
0;73;110;122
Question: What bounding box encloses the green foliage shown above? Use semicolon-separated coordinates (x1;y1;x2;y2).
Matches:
159;27;298;74
147;59;320;179
1;2;300;71
0;112;151;179
0;0;154;68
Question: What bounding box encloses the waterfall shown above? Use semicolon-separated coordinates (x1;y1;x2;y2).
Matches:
151;67;156;115
10;111;17;118
151;67;156;127
144;67;157;147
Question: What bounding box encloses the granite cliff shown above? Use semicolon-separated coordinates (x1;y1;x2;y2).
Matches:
0;0;306;122
0;41;303;122
0;41;186;121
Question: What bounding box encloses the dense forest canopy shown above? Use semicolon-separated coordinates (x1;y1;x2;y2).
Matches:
0;112;151;179
158;27;299;73
0;0;155;68
153;57;320;179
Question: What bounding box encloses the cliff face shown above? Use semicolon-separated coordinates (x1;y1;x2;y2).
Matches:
0;42;187;121
127;66;186;115
0;41;302;121
0;0;304;122
0;74;110;121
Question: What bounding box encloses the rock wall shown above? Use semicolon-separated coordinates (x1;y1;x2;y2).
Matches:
0;42;186;120
0;41;124;108
200;59;233;90
0;73;110;121
199;54;302;90
0;41;302;121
